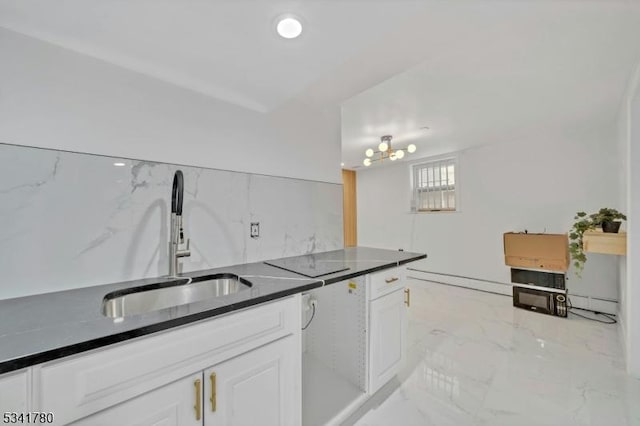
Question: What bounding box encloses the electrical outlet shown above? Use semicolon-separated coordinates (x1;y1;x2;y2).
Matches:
250;222;260;238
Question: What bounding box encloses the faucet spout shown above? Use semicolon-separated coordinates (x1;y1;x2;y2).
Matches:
169;170;190;277
171;170;184;216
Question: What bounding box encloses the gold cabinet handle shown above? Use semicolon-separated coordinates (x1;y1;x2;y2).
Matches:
385;277;399;284
210;372;217;412
194;379;202;421
404;288;411;307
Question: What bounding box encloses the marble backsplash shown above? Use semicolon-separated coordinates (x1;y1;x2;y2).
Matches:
0;143;343;300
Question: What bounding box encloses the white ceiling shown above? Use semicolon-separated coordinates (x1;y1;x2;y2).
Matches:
1;1;640;169
0;0;427;112
341;1;640;169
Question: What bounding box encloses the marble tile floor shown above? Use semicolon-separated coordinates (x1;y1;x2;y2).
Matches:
352;280;640;426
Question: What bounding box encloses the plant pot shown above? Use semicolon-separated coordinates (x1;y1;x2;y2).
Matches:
602;221;622;233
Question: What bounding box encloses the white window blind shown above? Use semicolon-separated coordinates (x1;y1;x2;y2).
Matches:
412;158;457;212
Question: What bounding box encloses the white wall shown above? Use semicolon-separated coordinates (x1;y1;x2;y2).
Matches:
0;28;341;184
617;103;629;371
620;61;640;378
628;73;640;378
358;129;621;311
0;27;345;300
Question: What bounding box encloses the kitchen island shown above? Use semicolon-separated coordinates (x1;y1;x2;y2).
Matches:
0;247;425;425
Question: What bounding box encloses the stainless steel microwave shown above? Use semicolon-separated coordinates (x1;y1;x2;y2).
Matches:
513;284;567;317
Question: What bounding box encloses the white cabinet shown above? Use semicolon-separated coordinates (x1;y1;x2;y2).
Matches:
33;295;300;426
0;369;29;412
72;336;299;426
70;373;202;426
204;336;300;426
368;285;407;394
299;268;410;425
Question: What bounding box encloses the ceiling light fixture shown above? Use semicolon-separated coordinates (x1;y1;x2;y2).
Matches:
277;16;303;39
113;162;126;167
363;135;416;167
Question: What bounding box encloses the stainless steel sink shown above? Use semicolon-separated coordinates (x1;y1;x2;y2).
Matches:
102;273;252;318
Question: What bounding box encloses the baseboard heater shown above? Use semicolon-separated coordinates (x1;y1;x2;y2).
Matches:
406;267;618;314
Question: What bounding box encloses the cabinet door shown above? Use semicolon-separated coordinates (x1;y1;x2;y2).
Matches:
38;296;298;426
204;336;300;426
0;370;29;412
70;373;202;426
369;288;407;394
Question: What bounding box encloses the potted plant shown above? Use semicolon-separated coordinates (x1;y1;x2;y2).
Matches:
569;208;627;276
591;207;627;233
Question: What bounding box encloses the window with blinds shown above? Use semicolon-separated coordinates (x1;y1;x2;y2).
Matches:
411;157;457;212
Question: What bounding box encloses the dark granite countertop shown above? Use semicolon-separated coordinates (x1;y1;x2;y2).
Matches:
0;247;425;374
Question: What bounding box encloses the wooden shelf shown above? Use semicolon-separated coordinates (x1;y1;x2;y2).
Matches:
503;233;569;272
583;230;626;255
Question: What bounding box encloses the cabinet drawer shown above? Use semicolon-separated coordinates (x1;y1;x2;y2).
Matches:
0;369;29;412
37;296;298;425
368;267;405;300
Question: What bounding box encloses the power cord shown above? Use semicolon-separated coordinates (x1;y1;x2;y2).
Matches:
568;297;617;324
302;304;316;330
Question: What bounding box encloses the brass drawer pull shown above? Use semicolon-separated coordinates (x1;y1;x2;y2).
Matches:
385;277;399;284
210;372;217;412
404;288;411;307
194;379;202;420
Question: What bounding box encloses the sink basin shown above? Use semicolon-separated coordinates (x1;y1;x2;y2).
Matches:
102;273;252;318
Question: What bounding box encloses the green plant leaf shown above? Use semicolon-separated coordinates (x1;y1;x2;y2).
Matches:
569;207;626;277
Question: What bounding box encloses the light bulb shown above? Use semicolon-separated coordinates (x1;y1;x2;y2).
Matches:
390;152;397;161
378;142;389;152
396;150;405;159
363;158;372;166
407;144;416;153
277;17;303;39
365;148;374;157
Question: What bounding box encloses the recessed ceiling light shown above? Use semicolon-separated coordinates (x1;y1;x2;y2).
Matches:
277;17;302;39
113;162;126;167
341;162;345;167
